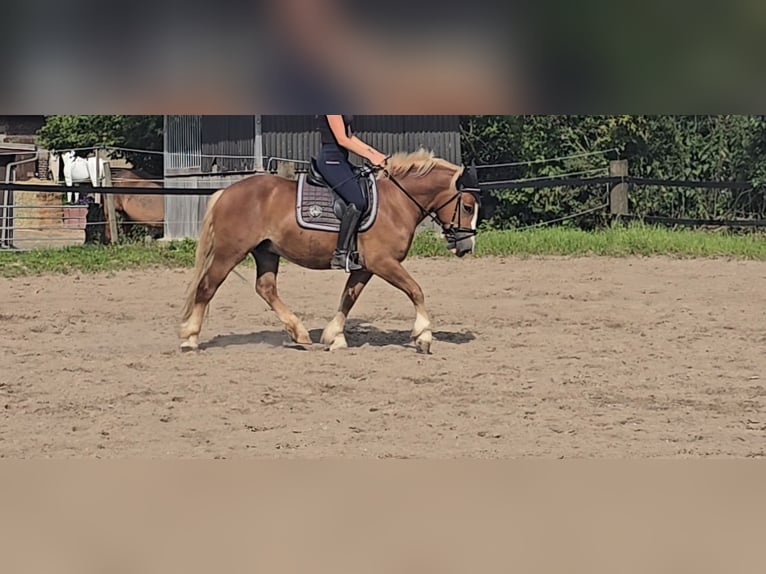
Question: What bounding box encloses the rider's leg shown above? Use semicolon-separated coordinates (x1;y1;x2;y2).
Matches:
332;203;363;270
316;149;368;271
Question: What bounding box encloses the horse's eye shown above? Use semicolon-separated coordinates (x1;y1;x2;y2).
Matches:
463;204;474;214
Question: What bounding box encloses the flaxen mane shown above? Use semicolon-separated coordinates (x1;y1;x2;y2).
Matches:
381;148;463;185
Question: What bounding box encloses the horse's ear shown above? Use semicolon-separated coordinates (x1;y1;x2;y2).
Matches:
457;161;480;193
469;161;479;185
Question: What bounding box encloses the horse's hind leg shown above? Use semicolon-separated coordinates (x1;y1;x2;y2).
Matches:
252;247;313;347
180;253;244;351
321;270;373;350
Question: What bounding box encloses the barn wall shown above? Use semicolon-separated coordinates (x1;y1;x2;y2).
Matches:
163;173;263;240
261;115;462;167
164;115;202;173
200;116;257;173
166;115;462;176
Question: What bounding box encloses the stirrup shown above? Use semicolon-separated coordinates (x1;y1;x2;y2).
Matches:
331;250;362;272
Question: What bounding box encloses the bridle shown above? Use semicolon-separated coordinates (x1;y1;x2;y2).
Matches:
364;162;481;246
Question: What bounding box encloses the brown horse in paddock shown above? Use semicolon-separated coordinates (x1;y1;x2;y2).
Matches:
104;168;164;242
178;149;481;354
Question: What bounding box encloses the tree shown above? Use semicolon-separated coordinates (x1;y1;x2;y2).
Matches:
459;115;766;228
36;115;163;175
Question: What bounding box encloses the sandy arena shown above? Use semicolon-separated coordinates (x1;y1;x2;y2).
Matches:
1;255;765;458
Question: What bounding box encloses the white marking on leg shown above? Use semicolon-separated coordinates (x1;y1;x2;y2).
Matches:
179;304;205;341
412;310;432;353
413;311;431;339
321;313;347;348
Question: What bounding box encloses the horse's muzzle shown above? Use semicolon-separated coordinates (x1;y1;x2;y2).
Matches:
448;235;475;257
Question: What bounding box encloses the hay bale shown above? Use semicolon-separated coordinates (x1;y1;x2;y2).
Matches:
6;178;85;248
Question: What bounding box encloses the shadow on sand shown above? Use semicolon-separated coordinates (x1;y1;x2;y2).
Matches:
199;319;476;350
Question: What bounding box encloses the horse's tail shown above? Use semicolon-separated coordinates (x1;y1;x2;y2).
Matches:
179;189;225;326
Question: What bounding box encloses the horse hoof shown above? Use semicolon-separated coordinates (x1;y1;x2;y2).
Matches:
180;342;199;353
328;335;349;351
180;335;199;352
414;334;432;354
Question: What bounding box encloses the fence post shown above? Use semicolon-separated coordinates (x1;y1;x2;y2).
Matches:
94;148;100;206
254;114;264;172
609;159;629;216
103;161;119;243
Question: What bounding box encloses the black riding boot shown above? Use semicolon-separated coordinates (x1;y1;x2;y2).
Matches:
331;203;364;271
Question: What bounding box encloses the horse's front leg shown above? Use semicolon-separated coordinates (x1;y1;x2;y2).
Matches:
321;270;373;350
370;259;433;354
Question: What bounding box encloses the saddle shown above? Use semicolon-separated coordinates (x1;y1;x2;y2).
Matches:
295;158;379;233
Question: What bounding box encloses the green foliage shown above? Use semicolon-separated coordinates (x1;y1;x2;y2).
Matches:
460;115;766;229
411;225;766;260
37;115;164;175
0;240;197;277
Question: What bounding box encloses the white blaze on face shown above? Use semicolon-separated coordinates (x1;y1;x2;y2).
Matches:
468;200;478;252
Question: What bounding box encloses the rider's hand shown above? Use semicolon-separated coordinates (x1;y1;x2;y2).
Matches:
368;151;388;167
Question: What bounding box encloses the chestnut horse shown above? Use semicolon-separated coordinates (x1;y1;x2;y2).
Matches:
178;149;481;354
105;168;165;243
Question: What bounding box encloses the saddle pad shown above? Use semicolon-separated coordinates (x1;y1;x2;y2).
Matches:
295;173;379;233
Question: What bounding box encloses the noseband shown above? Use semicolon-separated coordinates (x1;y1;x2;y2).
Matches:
430;187;481;246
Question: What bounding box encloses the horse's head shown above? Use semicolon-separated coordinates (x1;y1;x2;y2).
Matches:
436;163;481;257
380;150;482;257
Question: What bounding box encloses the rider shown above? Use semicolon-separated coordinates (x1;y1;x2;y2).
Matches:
316;115;388;271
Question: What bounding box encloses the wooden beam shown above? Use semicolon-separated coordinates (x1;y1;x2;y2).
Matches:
102;160;119;243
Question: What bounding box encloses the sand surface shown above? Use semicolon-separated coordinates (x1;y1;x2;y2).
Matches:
1;255;765;458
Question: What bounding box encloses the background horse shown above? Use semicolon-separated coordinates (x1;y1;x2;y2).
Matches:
178;148;480;354
107;168;165;243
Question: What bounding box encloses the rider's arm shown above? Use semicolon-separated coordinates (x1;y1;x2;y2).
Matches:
326;115;387;167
